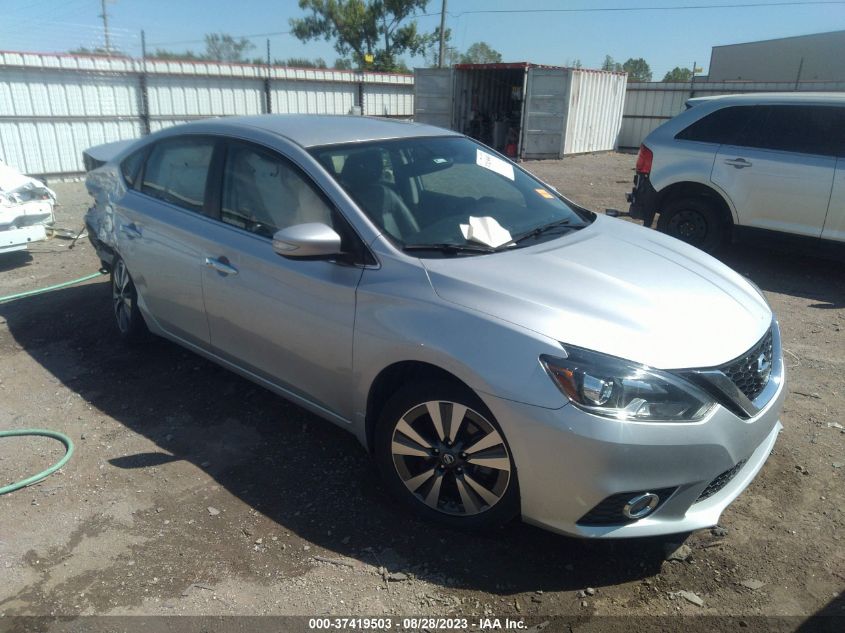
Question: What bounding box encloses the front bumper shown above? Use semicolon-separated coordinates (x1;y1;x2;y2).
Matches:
482;366;786;538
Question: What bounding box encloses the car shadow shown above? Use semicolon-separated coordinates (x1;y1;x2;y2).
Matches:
0;280;674;596
0;251;33;273
717;241;845;310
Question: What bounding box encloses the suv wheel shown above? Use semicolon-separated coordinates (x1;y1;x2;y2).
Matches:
374;381;519;530
657;197;726;253
111;257;147;343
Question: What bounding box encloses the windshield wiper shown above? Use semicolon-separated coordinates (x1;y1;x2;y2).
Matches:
403;242;496;255
504;218;575;248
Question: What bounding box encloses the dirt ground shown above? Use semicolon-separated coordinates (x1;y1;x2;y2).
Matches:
0;153;842;628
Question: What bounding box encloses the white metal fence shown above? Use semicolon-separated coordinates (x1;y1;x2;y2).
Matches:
620;80;845;149
0;51;415;176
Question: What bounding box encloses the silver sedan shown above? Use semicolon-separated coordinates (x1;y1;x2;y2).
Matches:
85;115;785;537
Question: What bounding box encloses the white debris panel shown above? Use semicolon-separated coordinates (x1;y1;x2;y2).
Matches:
0;159;56;230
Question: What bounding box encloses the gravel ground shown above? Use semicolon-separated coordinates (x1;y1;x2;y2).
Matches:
0;153;843;627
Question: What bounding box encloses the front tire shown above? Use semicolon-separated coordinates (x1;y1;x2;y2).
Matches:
110;256;147;343
657;197;727;253
374;381;519;530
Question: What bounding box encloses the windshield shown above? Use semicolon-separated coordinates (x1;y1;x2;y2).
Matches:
310;136;592;254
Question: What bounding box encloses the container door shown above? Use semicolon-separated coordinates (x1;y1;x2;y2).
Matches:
521;67;569;159
414;68;454;130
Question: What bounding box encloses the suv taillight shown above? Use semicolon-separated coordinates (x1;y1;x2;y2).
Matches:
635;144;653;175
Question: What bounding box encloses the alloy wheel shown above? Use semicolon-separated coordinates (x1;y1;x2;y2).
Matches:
112;260;133;334
390;400;511;516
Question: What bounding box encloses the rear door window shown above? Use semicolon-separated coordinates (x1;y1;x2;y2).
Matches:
141;137;216;212
675;106;757;144
220;142;335;238
739;105;843;156
120;147;147;188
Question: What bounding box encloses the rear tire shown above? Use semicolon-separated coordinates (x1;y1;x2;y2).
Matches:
110;256;147;344
374;380;519;530
657;197;727;253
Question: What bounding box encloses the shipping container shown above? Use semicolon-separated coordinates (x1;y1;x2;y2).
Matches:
414;63;627;160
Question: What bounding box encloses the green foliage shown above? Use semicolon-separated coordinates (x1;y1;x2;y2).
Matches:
148;49;203;61
601;55;624;72
662;66;693;82
622;57;652;82
144;33;254;63
459;41;502;65
69;45;125;56
204;33;255;62
282;57;329;68
290;0;438;72
333;57;355;69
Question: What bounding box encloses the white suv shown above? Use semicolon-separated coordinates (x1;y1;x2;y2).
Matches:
626;93;845;253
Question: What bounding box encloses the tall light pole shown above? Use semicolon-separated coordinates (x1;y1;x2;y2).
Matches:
438;0;447;68
100;0;112;54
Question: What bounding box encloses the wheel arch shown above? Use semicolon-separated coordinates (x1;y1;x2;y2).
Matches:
656;181;737;227
364;361;476;453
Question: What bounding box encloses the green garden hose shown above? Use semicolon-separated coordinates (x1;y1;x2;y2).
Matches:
0;429;74;495
0;271;105;304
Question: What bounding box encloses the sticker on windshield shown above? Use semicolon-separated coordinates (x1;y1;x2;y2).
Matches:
476;149;514;181
535;188;554;199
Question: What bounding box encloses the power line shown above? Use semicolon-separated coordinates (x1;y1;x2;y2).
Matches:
149;30;292;48
448;0;845;16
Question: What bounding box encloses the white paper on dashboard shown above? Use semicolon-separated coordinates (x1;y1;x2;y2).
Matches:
459;215;512;248
476;149;515;180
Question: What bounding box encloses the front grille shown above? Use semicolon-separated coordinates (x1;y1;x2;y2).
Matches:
696;459;747;502
577;487;676;526
720;329;774;401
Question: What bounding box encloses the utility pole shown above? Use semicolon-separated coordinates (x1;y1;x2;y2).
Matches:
139;30;150;134
100;0;112;55
438;0;447;68
794;57;804;90
265;39;272;114
689;60;696;98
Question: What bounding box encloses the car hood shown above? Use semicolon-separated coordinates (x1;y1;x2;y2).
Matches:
421;215;772;369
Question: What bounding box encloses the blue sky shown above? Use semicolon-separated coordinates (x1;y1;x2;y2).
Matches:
3;0;845;77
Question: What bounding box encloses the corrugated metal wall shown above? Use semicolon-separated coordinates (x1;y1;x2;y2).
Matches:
620;80;845;149
0;51;414;176
563;69;627;154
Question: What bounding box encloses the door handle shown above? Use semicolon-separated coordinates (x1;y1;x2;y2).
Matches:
120;223;142;239
724;158;752;169
204;256;239;276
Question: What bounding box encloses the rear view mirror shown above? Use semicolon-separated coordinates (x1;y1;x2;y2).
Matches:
272;223;342;259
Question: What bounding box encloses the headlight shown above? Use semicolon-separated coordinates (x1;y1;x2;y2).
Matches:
540;346;715;422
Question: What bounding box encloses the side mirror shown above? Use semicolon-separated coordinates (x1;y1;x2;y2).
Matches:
272;223;342;259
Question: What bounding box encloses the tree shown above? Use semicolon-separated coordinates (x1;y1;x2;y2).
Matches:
333;57;354;69
459;41;502;64
149;49;203;61
622;57;652;82
662;66;692;82
282;57;328;68
204;33;255;62
69;45;125;57
601;54;624;72
290;0;439;72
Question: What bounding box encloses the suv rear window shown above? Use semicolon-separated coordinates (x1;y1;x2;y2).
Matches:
740;105;843;156
676;106;756;144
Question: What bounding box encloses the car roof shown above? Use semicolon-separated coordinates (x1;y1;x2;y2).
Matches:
175;114;459;148
687;92;845;108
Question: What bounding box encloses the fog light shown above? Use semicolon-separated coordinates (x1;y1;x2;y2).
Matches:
622;492;660;519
